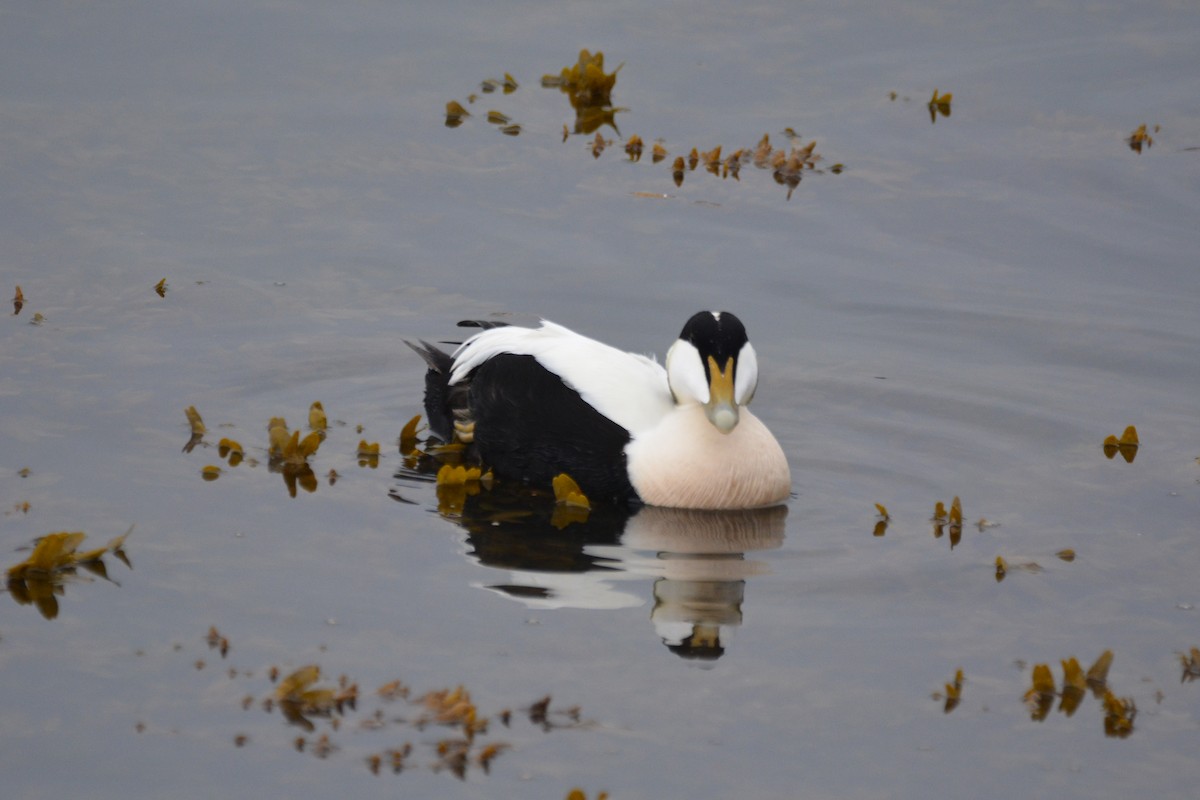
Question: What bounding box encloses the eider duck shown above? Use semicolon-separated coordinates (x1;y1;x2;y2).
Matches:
409;311;791;510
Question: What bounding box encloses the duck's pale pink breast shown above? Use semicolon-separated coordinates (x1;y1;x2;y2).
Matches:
627;407;790;509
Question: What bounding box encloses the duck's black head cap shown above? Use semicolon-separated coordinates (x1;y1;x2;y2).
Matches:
679;311;749;363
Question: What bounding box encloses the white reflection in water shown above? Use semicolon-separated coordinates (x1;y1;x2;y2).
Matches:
447;497;786;661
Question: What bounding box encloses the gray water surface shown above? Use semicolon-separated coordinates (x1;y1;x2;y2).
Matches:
3;2;1199;798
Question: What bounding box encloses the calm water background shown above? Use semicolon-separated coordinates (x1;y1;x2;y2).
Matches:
2;1;1199;798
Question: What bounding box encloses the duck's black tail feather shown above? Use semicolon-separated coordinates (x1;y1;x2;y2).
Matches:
404;340;458;442
456;318;511;331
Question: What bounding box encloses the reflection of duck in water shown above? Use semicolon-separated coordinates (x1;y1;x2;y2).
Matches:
427;487;785;660
408;311;791;510
453;485;642;611
623;505;786;661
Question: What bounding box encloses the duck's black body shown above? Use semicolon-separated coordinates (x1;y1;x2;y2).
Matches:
457;352;636;502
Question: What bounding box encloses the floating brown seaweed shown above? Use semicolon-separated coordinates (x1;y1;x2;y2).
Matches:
6;528;133;619
1102;425;1139;462
872;503;890;537
1101;689;1137;738
445;52;840;198
202;635;586;779
1060;657;1088;716
265;416;323;496
590;132;609;159
217;438;244;467
444;100;470;127
206;625;230;658
399;414;424;456
1025;663;1057;721
928;89;953;123
566;790;610;800
624;134;643;161
308;401;327;432
435;463;490;516
1178;647;1200;683
357;440;381;468
994;555;1043;582
671;156;686;187
936;668;964;713
1127;123;1158;153
550;473;591;528
541;49;625;135
183;405;206;453
1021;651;1134;736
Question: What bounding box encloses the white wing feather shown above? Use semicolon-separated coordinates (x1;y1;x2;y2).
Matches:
449;320;674;434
